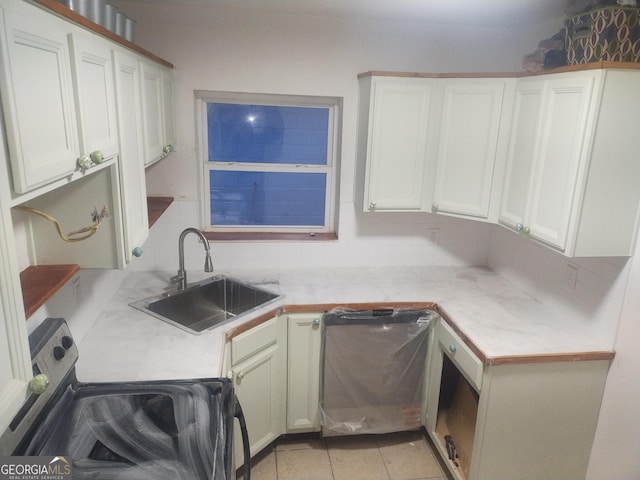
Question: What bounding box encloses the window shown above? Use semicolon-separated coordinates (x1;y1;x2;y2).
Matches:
196;91;340;236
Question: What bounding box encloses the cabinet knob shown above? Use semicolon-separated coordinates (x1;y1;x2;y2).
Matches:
236;371;246;381
163;144;174;154
515;223;524;232
90;150;104;164
449;344;457;353
432;203;439;213
523;226;531;235
312;318;321;328
30;374;49;395
369;202;377;211
77;155;92;172
132;246;143;257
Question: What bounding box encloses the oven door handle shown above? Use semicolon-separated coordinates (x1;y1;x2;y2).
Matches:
233;395;251;480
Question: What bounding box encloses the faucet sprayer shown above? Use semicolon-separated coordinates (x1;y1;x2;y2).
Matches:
171;228;213;290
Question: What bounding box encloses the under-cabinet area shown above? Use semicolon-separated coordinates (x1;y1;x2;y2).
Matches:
221;306;613;479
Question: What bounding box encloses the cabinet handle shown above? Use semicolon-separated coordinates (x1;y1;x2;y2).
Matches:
369;202;377;211
449;344;457;353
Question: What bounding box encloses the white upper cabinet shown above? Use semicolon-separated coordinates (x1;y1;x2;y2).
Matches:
0;5;80;194
500;73;596;251
113;49;148;263
357;76;434;212
140;61;175;166
432;79;512;220
500;69;640;256
69;32;118;161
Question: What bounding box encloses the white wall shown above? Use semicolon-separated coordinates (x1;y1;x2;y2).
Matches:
115;0;562;272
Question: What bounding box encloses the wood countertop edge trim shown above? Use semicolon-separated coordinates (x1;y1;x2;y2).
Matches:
357;62;640;80
224;301;615;365
224;302;437;340
436;307;615;366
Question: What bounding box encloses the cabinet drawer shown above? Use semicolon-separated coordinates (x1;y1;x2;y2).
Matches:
438;320;483;391
231;317;278;365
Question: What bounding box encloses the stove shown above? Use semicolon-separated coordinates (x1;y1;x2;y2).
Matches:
0;318;250;479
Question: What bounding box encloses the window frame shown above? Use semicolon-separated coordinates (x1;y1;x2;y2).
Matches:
195;91;341;235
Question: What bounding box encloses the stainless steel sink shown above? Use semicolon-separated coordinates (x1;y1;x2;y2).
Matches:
130;275;282;334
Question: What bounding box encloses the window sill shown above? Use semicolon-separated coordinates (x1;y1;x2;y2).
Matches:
203;232;337;242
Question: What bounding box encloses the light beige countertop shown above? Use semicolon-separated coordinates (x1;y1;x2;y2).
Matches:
76;266;613;383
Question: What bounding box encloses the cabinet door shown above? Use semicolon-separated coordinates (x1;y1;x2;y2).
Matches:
499;79;544;230
161;67;176;153
0;7;79;193
287;313;322;432
140;61;164;165
526;75;595;250
113;50;148;263
230;317;285;466
432;80;505;218
69;33;118;160
0;200;32;436
364;78;433;212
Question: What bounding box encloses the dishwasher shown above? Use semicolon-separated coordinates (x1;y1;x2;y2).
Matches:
320;308;436;436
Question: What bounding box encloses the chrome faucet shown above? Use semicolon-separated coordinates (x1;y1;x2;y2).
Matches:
170;228;214;290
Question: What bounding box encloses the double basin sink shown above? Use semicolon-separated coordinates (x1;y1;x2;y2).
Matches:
130;275;282;334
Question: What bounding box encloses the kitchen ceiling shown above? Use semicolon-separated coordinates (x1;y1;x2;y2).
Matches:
118;0;569;26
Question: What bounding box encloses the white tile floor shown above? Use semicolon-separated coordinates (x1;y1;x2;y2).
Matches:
240;430;451;480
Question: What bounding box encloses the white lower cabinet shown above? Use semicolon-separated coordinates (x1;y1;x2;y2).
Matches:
424;320;610;480
286;313;322;432
227;317;286;469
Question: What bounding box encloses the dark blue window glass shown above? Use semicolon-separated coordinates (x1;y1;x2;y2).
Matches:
207;104;329;165
210;171;326;226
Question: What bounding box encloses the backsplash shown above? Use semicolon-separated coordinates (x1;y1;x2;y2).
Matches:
487;226;630;347
128;200;493;271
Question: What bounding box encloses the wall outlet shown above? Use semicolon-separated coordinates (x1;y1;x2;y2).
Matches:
564;264;578;292
428;227;440;245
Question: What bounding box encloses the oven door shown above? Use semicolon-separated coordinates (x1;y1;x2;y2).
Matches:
21;378;244;480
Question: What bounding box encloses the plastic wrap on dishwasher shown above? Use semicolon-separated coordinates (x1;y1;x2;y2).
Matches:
320;308;436;436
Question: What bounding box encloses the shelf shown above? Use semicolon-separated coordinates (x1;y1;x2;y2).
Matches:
20;264;79;319
34;0;173;68
147;196;173;227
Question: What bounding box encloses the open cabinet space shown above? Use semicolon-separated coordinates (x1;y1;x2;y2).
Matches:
12;164;125;270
